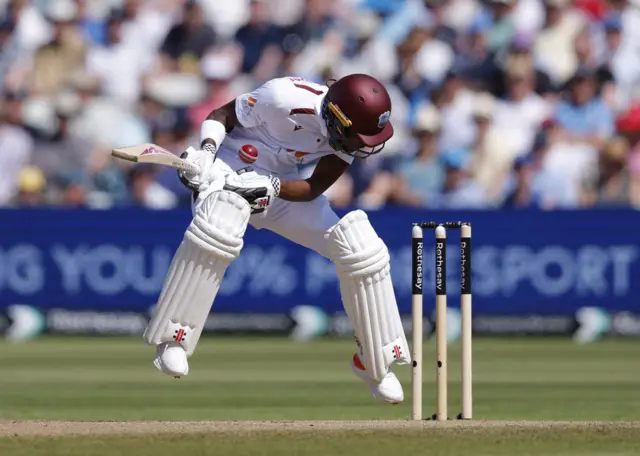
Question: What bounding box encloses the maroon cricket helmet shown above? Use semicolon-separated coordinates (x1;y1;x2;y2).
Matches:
321;73;394;158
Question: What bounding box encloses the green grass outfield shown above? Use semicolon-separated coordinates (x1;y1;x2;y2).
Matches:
0;336;638;455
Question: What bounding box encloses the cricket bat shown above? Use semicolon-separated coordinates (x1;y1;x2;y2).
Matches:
111;143;200;174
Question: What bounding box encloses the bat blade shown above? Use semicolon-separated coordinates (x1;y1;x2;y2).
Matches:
111;143;200;174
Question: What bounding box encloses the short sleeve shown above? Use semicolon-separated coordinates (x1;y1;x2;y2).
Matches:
235;80;279;128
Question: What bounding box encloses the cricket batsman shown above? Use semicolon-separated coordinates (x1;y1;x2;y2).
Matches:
143;73;410;404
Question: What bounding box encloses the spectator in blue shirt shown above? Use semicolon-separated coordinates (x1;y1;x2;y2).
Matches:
77;0;106;45
160;0;217;72
492;35;554;98
479;0;516;53
390;104;444;207
376;0;433;46
501;132;579;209
595;14;622;104
284;0;337;46
555;67;615;150
234;0;283;76
457;12;499;91
363;0;406;16
428;146;488;209
425;0;457;48
501;154;542;209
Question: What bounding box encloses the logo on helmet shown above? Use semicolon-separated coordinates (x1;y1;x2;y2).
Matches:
378;111;391;129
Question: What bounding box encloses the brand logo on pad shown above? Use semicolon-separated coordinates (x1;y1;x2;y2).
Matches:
392;345;402;359
255;197;270;208
174;328;187;343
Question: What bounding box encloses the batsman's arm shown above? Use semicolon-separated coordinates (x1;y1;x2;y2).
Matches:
178;101;239;190
278;155;349;202
201;100;239;151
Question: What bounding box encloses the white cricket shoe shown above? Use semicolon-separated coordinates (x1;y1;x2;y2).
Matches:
153;342;189;378
350;352;404;404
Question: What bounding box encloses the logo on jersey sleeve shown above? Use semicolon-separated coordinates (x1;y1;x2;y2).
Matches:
378;111;391;129
241;96;258;116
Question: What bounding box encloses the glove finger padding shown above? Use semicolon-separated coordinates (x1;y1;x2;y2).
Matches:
223;167;279;214
328;210;411;382
178;146;219;191
223;184;270;214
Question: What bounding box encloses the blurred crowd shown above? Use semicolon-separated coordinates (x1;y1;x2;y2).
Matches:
1;0;640;210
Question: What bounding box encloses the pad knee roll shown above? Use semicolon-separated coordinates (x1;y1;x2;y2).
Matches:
328;210;410;382
143;190;250;355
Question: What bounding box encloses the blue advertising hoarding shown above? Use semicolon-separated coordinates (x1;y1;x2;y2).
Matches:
1;208;638;319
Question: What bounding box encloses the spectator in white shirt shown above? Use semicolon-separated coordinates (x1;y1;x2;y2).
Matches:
30;92;93;181
492;56;551;157
434;69;477;150
119;0;174;56
501;131;579;209
6;0;52;58
128;165;177;210
0;91;33;205
610;5;640;111
581;135;633;208
534;0;586;86
86;9;154;105
469;91;519;204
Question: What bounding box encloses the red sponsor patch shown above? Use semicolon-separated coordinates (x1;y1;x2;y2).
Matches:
289;108;315;115
293;83;323;95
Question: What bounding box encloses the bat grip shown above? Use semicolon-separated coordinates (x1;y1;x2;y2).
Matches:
184;162;201;175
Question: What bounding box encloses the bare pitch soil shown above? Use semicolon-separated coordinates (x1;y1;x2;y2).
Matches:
2;420;639;437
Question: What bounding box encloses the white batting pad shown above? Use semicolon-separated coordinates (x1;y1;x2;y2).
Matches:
328;210;410;382
143;190;250;355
